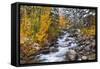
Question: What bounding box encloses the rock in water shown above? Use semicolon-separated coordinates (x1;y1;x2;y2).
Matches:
66;49;77;61
50;47;59;52
40;49;50;54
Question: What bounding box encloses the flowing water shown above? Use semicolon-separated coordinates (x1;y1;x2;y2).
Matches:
36;31;77;62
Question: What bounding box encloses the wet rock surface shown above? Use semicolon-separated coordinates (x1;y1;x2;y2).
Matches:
66;49;78;61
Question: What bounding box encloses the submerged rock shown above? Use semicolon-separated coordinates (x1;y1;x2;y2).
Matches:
50;47;59;52
65;38;70;41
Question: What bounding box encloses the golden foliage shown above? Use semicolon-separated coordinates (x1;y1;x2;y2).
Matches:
81;25;95;36
20;7;52;58
59;16;71;29
59;16;66;28
80;15;96;37
35;7;51;43
20;9;32;44
65;17;71;29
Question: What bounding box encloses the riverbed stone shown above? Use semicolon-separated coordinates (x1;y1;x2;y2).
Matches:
84;46;90;51
81;56;87;60
66;49;78;61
